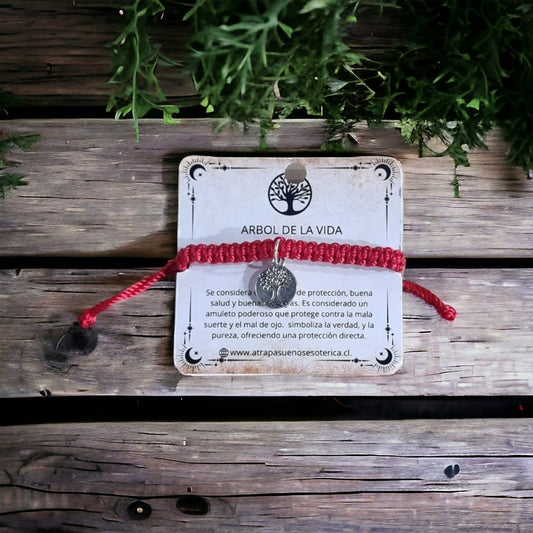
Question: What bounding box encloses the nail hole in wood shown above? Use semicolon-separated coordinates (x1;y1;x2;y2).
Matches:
127;500;152;520
444;464;460;478
176;495;210;516
55;323;97;356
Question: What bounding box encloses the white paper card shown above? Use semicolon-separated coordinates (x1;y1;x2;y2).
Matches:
174;156;403;375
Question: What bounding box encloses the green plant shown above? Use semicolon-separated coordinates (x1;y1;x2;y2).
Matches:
1;86;41;198
186;0;378;147
0;172;28;198
365;0;533;194
109;0;533;193
0;133;40;198
107;0;182;141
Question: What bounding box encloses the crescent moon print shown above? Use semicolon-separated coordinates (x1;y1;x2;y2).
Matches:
375;163;392;181
375;348;393;365
371;157;400;183
370;157;402;242
181;157;213;238
184;347;202;365
189;163;206;180
178;345;204;373
374;345;401;374
182;156;213;185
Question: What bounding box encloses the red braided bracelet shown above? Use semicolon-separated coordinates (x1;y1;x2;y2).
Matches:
76;238;456;329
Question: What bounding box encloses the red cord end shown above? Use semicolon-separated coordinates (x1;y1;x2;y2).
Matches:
440;304;457;321
402;279;457;321
78;310;97;329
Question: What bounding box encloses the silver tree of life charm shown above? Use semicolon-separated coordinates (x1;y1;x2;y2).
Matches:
255;239;297;308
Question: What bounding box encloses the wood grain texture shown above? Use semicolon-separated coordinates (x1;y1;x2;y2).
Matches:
1;119;531;258
0;268;531;397
0;0;195;106
0;0;406;108
2;4;530;530
0;420;531;531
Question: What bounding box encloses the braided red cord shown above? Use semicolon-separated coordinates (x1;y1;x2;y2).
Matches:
403;279;457;321
77;238;455;328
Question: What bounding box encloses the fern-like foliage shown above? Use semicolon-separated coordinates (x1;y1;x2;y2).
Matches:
366;0;533;194
0;173;28;199
107;0;181;141
186;0;377;144
0;134;40;198
108;0;533;193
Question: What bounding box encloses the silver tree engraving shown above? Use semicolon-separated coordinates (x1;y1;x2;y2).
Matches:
256;264;296;308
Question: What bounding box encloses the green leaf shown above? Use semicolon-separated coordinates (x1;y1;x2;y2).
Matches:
162;109;180;125
0;173;28;198
0;134;41;153
106;0;180;140
108;0;533;187
300;0;334;14
278;22;293;38
182;0;207;22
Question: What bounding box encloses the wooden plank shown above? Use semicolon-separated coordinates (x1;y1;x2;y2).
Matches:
0;420;531;531
0;1;405;108
0;0;195;107
0;268;531;397
1;119;531;258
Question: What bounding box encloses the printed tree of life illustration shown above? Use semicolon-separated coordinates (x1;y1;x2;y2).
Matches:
269;174;311;215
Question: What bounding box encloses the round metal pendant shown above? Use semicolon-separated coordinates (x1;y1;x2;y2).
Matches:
255;263;297;308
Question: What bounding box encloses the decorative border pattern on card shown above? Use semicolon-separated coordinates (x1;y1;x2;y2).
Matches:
174;156;403;376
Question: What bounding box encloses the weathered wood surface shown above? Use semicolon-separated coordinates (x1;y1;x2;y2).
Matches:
2;119;531;258
0;0;195;107
2;3;531;531
0;0;405;108
0;268;531;397
0;420;531;531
